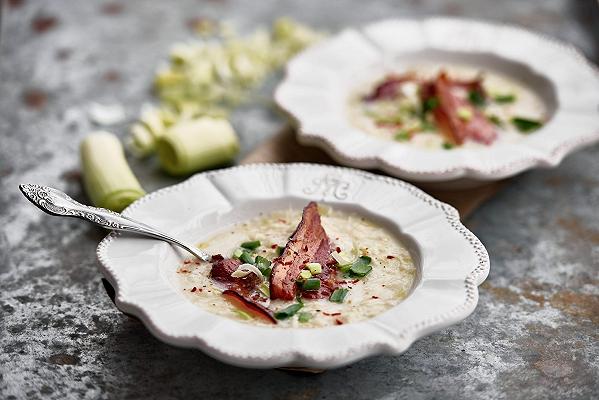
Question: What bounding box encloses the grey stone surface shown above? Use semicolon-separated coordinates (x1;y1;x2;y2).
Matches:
0;0;598;399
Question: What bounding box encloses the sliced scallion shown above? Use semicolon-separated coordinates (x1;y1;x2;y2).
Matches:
241;240;261;250
274;303;303;320
468;90;486;107
329;288;349;303
232;248;244;259
239;251;255;265
442;142;455;150
255;255;272;277
511;117;543;133
493;94;516;104
306;262;322;275
276;245;285;256
423;97;439;113
349;256;372;277
298;312;312;323
298;270;312;280
394;131;410;142
302;278;321;291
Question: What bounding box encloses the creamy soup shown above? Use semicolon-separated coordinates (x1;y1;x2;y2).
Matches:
176;205;416;328
348;64;547;149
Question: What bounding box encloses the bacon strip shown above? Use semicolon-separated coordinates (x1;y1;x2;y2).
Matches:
362;74;417;102
222;290;276;324
270;202;334;300
427;72;496;145
209;255;273;322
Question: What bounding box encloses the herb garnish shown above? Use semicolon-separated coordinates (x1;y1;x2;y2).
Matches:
329;288;349;303
493;94;516;104
422;97;439;113
302;278;321;291
274;303;303;320
298;312;312;323
394;131;411;142
511;117;543;133
442;142;455;150
468;90;486;107
240;240;261;250
255;255;272;277
349;256;372;277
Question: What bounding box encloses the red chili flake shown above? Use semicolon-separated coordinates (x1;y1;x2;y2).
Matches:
284;261;292;266
303;245;308;252
278;219;287;224
322;312;341;316
179;269;190;273
183;260;192;264
352;279;360;284
335;319;344;325
386;255;395;259
382;284;385;287
271;244;278;249
371;296;379;299
191;287;197;292
335;247;341;253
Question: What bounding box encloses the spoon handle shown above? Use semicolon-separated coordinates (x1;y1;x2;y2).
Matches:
19;184;210;261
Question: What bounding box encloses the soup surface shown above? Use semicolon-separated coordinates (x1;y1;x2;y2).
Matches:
176;203;416;328
348;64;546;149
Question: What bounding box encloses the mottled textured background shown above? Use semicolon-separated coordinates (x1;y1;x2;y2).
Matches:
1;1;598;399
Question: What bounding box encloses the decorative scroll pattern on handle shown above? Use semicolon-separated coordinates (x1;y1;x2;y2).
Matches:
19;184;126;230
303;174;351;200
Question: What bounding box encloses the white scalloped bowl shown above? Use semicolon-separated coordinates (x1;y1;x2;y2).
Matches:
275;18;599;185
97;164;489;369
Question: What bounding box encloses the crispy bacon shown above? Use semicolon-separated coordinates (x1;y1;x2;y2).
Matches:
222;290;276;324
270;202;336;300
362;74;416;102
425;72;496;145
209;254;272;321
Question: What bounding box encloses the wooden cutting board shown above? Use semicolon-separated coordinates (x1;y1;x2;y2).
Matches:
240;127;506;219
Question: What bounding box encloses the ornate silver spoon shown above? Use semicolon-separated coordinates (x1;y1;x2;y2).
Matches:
19;184;211;261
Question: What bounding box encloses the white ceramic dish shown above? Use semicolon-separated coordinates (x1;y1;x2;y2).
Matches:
97;164;489;369
275;18;599;185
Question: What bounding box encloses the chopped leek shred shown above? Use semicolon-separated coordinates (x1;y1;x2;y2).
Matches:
129;18;324;157
306;262;322;275
80;132;145;212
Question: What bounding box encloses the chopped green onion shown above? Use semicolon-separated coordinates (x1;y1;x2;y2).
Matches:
274;303;303;320
306;262;322;275
493;94;516;104
255;255;272;277
349;256;372;277
276;245;285;256
421;120;436;131
468;90;486;107
240;240;261;250
423;97;439;113
232;248;244;259
258;283;270;298
511;117;543;133
394;131;411;142
487;114;503;127
239;251;255;265
298;312;312;323
442;142;455;150
302;278;321;291
329;288;349;303
298;270;312;280
456;107;473;121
